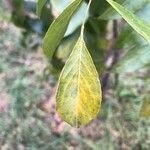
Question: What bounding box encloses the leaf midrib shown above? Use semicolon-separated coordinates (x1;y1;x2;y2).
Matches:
75;38;82;127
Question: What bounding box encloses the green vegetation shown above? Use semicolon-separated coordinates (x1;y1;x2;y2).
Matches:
0;0;150;149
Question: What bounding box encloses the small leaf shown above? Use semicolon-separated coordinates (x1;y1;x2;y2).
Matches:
114;45;150;73
56;36;102;127
106;0;150;43
43;0;83;59
36;0;48;17
140;98;150;117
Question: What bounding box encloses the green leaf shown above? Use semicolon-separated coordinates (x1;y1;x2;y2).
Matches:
114;26;147;50
56;36;102;127
36;0;48;17
43;0;83;59
56;32;79;63
106;0;150;43
50;0;88;36
114;45;150;73
140;98;150;117
89;0;109;17
100;0;150;21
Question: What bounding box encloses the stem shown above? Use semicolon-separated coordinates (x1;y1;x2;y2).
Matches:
80;0;92;38
102;20;119;94
112;20;119;88
113;20;118;39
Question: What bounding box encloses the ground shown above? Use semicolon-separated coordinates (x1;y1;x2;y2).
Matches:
0;16;150;150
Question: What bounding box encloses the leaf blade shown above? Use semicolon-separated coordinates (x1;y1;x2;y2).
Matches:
36;0;48;17
56;36;102;127
106;0;150;43
43;0;83;59
100;0;150;21
114;45;150;73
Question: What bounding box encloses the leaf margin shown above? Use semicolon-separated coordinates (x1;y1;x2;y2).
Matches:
106;0;150;43
56;36;102;127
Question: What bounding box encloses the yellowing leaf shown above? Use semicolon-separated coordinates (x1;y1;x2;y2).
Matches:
56;36;102;127
140;98;150;117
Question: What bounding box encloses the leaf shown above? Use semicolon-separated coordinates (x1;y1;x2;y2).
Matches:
89;0;109;17
140;98;150;117
56;36;102;127
56;32;79;63
114;45;150;73
50;0;88;36
36;0;48;17
43;0;83;59
100;0;124;20
100;0;150;21
106;0;150;43
114;25;147;50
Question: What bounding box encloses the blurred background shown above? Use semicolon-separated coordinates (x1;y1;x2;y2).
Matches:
0;0;150;149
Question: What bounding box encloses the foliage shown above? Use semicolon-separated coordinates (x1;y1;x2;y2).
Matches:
36;0;48;17
0;0;150;149
106;0;150;42
114;44;150;73
39;0;150;126
43;0;83;59
56;36;102;127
